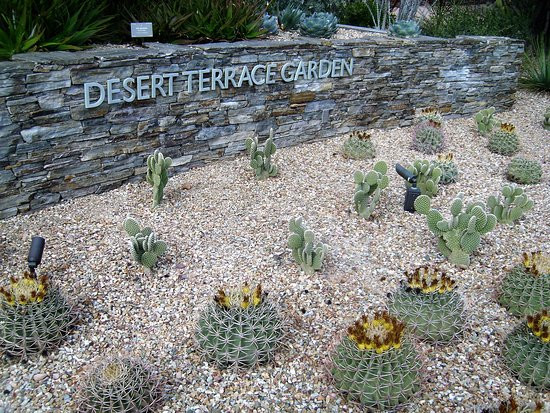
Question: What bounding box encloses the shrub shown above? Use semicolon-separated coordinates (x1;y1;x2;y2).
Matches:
245;128;278;180
353;161;389;219
288;217;328;274
337;1;377;28
342;131;376;160
123;218;167;271
519;36;550;92
486;184;534;225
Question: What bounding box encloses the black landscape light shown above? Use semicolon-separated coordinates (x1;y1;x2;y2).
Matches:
27;236;45;276
395;164;421;213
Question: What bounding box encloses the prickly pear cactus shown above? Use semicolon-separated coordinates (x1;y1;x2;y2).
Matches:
413;121;445;154
475;397;548;413
417;107;443;125
353;161;389;219
486;184;534;225
342;131;376;160
406;159;442;198
544;107;550;131
196;284;284;369
78;355;163;412
123;218;167;271
288;217;328;274
331;311;421;409
299;12;338;38
388;267;465;343
488;123;520;156
506;157;543;185
146;149;172;208
474;107;499;136
499;252;550;317
414;193;497;268
502;309;549;390
389;20;421;37
0;272;74;359
262;13;279;35
432;153;458;185
245;128;278;180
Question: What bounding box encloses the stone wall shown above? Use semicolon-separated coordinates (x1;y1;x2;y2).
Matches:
0;33;523;218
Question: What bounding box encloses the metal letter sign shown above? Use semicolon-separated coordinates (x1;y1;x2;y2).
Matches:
131;22;153;38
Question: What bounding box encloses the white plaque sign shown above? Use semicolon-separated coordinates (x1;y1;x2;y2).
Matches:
131;22;153;38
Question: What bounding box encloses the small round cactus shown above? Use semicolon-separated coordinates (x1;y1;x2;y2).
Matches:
413;121;445;154
488;123;520;156
506;157;543;185
299;12;338;38
342;131;376;160
432;153;458;184
418;107;443;124
389;20;421;38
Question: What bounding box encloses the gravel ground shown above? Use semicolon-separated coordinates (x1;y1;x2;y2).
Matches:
0;90;549;412
269;27;387;42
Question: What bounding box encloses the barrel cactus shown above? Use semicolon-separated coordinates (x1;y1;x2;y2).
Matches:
146;149;172;208
196;283;284;369
475;107;499;136
0;272;74;359
544;107;550;130
476;397;547;413
388;267;465;343
488;123;520;156
502;309;549;390
123;218;167;271
506;158;543;185
279;6;303;31
499;252;550;317
342;131;376;160
486;184;534;225
353;161;389;219
245;128;278;180
432;153;458;185
406;159;442;198
288;217;328;274
78;355;163;412
262;13;279;35
331;311;422;409
417;107;443;125
389;20;421;37
413;121;445;154
299;12;338;38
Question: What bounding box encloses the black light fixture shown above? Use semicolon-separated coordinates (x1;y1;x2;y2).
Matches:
27;236;45;277
395;164;421;213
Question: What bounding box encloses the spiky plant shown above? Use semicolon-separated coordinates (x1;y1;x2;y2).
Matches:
78;355;163;412
389;20;421;37
499;252;550;317
413;121;445;154
353;161;389;219
506;158;543;185
278;6;303;31
123;218;167;271
417;107;443;125
0;272;74;359
486;184;534;225
196;283;284;369
146;149;172;208
388;267;465;343
262;13;279;35
488;123;520;156
474;107;499;136
475;397;547;413
331;311;421;409
299;12;338;38
342;131;376;160
432;153;458;185
245;128;278;180
288;217;328;275
406;159;442;198
544;107;550;131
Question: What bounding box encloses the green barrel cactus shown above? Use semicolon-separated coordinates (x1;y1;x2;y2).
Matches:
488;123;520;156
544;107;550;131
506;157;543;185
502;309;549;390
262;13;279;35
413;121;445;154
331;311;422;409
279;5;303;31
299;12;338;38
342;131;376;160
499;252;550;317
78;355;163;412
196;284;284;369
417;107;443;125
388;267;465;343
406;159;442;198
123;218;167;271
245;128;278;180
389;20;421;37
0;272;74;359
486;184;534;225
146;149;172;208
288;217;328;274
353;161;389;219
432;153;458;185
474;107;499;136
414;193;497;268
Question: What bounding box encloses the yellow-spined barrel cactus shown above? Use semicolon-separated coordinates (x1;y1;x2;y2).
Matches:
288;217;328;274
196;284;284;369
146;149;172;208
342;131;376;160
475;397;548;413
78;356;163;412
499;252;550;316
413;121;445;154
388;267;465;343
0;272;74;359
406;159;442;198
418;107;443;125
503;309;549;390
486;184;534;225
488;123;520;156
353;161;389;219
331;312;421;409
123;218;167;271
432;153;458;185
245;128;278;180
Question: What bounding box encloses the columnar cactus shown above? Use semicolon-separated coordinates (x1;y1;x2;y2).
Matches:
287;217;327;275
123;218;167;271
146;149;172;208
414;193;497;268
389;20;421;37
196;283;284;369
331;311;422;409
0;272;74;359
432;153;458;185
262;13;279;35
353;161;389;219
388;267;465;343
342;131;376;160
413;121;445;154
299;12;338;38
486;184;534;225
406;159;442;198
245;128;278;180
488;123;520;156
506;158;543;185
474;107;499;136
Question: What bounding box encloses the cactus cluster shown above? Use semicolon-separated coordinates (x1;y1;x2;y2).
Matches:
418;107;443;125
123;218;167;271
544;107;550;131
288;217;328;274
413;121;445;154
432;153;458;185
506;157;543;185
245;128;278;180
414;193;497;268
488;123;520;156
331;311;421;409
262;13;279;35
406;159;442;198
474;107;499;136
341;131;376;160
0;272;74;359
353;161;389;219
388;267;465;343
278;6;303;31
486;184;534;225
196;283;284;369
299;12;338;38
389;20;421;37
146;149;172;208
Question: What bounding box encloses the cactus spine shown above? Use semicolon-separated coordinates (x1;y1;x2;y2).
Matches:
406;159;442;198
342;131;376;160
123;218;167;271
417;107;443;124
353;161;389;219
146;149;172;208
506;157;543;185
474;107;499;136
486;184;534;225
245;129;278;180
432;153;458;185
413;121;444;154
488;123;520;156
287;217;327;275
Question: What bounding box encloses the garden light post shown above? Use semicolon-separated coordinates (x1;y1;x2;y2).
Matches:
27;236;45;277
395;163;421;213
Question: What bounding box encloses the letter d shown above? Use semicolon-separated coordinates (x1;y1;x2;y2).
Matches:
84;82;105;109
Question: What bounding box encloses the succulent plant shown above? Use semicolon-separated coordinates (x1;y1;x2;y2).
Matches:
388;267;465;343
486;184;534;225
0;272;74;359
488;123;520;156
474;107;500;136
502;309;549;390
414;193;497;268
196;283;284;369
146;149;172;208
299;12;338;38
78;355;163;412
389;20;421;37
279;5;303;30
288;217;327;275
406;159;442;198
476;397;548;413
353;161;389;219
342;131;376;160
432;153;458;185
506;157;543;185
331;311;421;409
123;218;167;271
262;13;279;35
417;107;443;125
499;252;550;317
245;128;278;180
413;121;445;154
544;107;550;131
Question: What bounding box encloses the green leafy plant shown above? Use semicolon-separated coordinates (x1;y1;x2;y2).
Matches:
288;217;328;275
488;123;520;156
406;159;442;198
337;0;377;28
413;121;445;154
245;128;278;180
519;36;550;92
0;0;42;59
389;20;421;38
506;158;543;185
432;153;458;185
342;131;376;160
278;5;303;30
475;107;500;136
262;13;279;35
486;184;534;225
123;218;167;271
299;12;338;38
146;149;172;208
353;161;389;219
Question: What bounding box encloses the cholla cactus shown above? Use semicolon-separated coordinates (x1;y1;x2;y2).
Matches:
146;149;172;208
486;184;534;225
78;355;163;412
414;193;497;268
342;131;376;160
331;311;421;409
475;397;548;413
288;217;328;274
388;267;465;343
0;272;74;359
413;121;445;154
474;107;499;136
417;107;443;125
544;107;550;131
503;309;549;390
389;20;421;37
406;159;442;198
262;13;279;35
196;283;284;369
499;252;550;316
506;158;543;185
245;129;278;180
488;123;520;156
432;153;458;185
123;218;167;271
353;161;389;219
299;12;338;38
279;5;303;31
